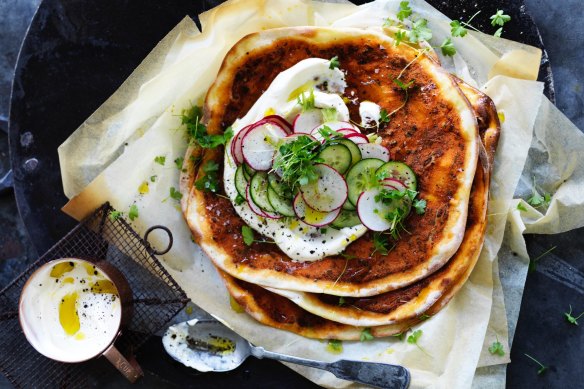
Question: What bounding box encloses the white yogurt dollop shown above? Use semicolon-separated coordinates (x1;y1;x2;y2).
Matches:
224;58;368;262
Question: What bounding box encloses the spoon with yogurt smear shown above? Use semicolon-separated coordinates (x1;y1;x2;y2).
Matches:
163;319;410;389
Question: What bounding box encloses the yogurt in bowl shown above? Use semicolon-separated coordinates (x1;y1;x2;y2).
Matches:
19;258;122;363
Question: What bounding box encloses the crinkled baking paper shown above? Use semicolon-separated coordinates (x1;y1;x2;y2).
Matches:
58;0;584;387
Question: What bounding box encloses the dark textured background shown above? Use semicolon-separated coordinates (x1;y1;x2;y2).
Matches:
1;0;582;388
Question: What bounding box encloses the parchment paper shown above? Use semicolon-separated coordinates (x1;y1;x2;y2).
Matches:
57;0;584;388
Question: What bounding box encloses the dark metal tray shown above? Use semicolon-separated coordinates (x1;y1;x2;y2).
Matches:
8;0;583;388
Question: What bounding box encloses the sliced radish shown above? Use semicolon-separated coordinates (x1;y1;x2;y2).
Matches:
337;128;359;137
242;122;288;171
323;121;360;132
358;143;391;162
382;178;407;192
357;188;394;231
261;115;292;134
300;164;347;212
293;193;340;227
293;111;323;134
345;133;369;144
230;124;253;165
246;185;281;219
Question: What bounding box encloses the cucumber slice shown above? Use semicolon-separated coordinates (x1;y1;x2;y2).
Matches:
267;187;295;217
250;172;275;212
331;210;362;229
268;173;290;198
334;139;361;166
376;161;417;191
235;165;248;198
243;163;256;180
317;144;352;174
342;199;356;211
346;158;385;206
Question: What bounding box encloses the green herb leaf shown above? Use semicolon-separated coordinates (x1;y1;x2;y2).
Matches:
109;210;124;222
168;187;182;201
242;225;254;246
195;161;221;193
490;10;511;27
329;56;340;70
450;20;468;37
327;339;343;352
338;297;346;306
393;332;405;341
413;198;427;215
409;18;433;43
440;37;457;56
564;305;584;325
489;340;505;356
297;89;316;112
128;204;139;221
272;134;321;191
154;156;166;166
379;108;390;124
393;78;415;90
235;194;245;205
394;30;407;46
174;157;184;170
150;175;157;183
181;106;233;149
360;328;374;342
517;202;528;212
524;353;548;375
407;329;422;345
396;1;412;21
372;232;390;256
418;313;431;321
494;27;503;38
527;177;552;208
321;107;338;123
528;246;556;273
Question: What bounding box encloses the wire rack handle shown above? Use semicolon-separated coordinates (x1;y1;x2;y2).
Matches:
144;225;173;255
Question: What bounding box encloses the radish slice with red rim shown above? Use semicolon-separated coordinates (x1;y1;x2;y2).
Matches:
293;193;340;227
261;115;292;134
293;110;322;134
231;124;253;165
242;122;288;171
345;133;369;144
356;188;398;231
300;163;347;212
337;128;359;137
358;143;391;162
382;178;407;192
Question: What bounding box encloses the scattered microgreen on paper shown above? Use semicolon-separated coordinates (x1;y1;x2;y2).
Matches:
108;210;124;222
528;245;556;273
524;353;548;375
564;305;584;325
489;339;505;356
128;204;139;221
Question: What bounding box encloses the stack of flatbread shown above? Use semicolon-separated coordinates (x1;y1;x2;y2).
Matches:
181;26;500;340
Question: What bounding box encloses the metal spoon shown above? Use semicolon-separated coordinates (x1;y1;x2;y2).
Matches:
163;319;410;389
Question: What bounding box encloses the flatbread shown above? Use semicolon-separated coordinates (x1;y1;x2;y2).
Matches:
265;80;499;326
218;81;500;338
182;27;479;296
